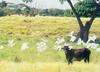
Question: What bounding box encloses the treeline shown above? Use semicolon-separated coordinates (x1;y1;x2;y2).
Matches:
0;3;74;17
0;8;74;17
38;9;74;16
0;1;37;17
0;1;100;17
0;1;74;17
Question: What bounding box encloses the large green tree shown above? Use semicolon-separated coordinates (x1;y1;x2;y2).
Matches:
59;0;100;42
0;7;12;16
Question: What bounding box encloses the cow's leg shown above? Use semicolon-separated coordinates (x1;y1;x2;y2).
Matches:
86;56;90;63
67;58;71;64
66;55;71;64
67;59;71;64
68;58;73;64
68;61;70;65
70;60;73;64
84;56;90;63
68;60;72;64
85;48;91;63
84;58;87;63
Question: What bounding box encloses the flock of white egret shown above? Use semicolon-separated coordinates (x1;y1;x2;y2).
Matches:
0;31;100;52
68;31;100;52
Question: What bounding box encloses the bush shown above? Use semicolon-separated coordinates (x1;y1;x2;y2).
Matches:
0;8;13;16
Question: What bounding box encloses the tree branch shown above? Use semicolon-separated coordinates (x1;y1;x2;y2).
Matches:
67;0;83;28
85;2;98;30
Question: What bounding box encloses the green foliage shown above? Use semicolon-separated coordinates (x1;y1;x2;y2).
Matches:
14;7;31;16
38;9;74;16
0;1;37;17
74;0;98;17
22;7;31;16
0;7;13;16
64;9;74;16
15;9;22;15
48;9;64;16
59;0;100;17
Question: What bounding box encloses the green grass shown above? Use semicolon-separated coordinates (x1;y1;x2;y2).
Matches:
0;15;100;72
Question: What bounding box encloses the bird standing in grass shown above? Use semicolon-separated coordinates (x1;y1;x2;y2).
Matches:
21;42;29;51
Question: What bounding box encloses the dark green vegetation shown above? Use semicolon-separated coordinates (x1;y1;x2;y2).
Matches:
74;0;100;17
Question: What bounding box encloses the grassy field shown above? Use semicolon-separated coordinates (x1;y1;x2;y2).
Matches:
0;15;100;72
0;61;99;72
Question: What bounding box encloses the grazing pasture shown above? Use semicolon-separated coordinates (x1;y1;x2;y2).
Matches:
0;15;100;72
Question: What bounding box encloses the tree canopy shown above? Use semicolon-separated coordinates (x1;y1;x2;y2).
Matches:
59;0;100;17
74;0;100;17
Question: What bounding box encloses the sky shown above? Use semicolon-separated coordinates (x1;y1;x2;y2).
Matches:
0;0;77;9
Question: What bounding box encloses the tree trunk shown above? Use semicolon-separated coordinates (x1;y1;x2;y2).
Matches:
79;26;89;42
79;13;96;42
67;0;96;42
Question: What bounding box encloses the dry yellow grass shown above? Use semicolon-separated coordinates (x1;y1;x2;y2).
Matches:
0;15;100;72
0;61;99;72
0;15;100;37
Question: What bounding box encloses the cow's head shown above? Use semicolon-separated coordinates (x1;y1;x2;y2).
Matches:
62;43;72;52
62;46;71;51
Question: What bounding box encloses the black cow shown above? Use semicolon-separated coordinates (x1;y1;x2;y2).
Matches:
62;46;91;64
